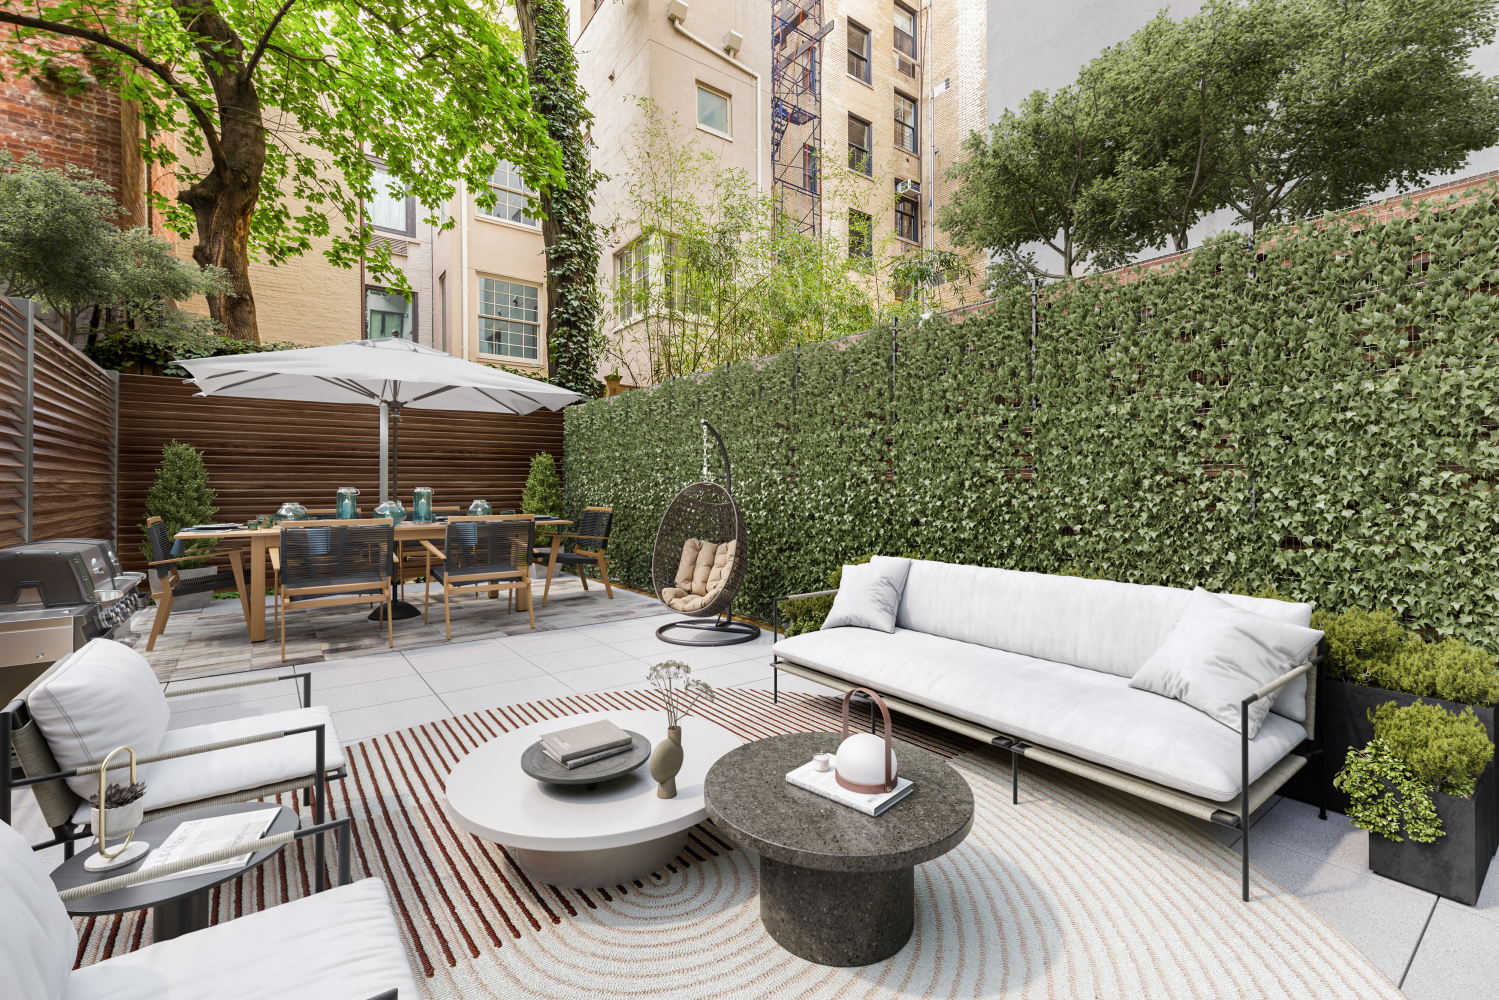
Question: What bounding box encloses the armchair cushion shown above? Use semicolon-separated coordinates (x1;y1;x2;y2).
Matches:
64;877;418;1000
0;820;75;1000
28;638;171;800
69;706;347;825
673;538;735;597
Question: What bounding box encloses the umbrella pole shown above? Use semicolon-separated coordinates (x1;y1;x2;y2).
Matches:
392;402;400;499
379;401;390;503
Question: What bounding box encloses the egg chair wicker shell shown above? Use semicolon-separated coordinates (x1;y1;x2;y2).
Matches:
651;481;747;621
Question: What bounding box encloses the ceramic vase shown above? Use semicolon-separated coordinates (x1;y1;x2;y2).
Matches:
651;726;683;799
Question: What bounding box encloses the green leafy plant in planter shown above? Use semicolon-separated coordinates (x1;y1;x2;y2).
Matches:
142;440;217;569
523;451;566;564
1312;606;1499;707
1335;700;1494;843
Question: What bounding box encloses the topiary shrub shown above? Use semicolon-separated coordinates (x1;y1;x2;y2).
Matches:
1382;639;1499;708
522;452;565;518
1335;700;1495;842
142;440;216;568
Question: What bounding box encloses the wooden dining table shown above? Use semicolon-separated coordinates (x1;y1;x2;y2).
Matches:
175;519;572;643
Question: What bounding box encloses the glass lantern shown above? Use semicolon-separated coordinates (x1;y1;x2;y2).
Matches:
276;502;308;522
467;500;492;516
335;487;360;520
412;487;434;523
373;498;407;525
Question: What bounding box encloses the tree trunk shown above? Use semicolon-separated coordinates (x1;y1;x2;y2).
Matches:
173;0;266;343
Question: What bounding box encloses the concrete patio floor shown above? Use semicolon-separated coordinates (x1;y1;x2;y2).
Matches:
15;600;1499;997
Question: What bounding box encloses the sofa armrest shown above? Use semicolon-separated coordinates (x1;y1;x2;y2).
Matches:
1244;656;1320;706
775;589;840;603
166;671;311;708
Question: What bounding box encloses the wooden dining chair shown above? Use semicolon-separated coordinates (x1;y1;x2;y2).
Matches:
143;517;250;651
422;515;535;639
536;506;615;607
271;518;374;637
278;521;395;661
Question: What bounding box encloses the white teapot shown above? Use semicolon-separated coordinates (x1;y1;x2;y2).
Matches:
834;687;898;794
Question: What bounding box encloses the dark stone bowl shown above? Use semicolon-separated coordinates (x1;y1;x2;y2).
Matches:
519;731;652;787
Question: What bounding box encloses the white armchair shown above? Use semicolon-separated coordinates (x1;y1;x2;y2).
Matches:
0;818;417;1000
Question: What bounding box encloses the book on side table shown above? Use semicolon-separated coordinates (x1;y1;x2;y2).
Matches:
539;719;633;769
785;760;915;817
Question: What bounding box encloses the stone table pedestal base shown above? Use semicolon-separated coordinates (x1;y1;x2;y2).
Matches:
758;857;915;966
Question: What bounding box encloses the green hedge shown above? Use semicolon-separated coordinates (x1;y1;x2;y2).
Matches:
564;188;1499;648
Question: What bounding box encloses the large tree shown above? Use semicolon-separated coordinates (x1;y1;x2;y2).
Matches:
0;0;560;342
513;0;602;395
939;74;1151;282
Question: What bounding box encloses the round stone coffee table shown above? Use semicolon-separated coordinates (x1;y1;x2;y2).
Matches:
704;732;974;967
445;709;743;889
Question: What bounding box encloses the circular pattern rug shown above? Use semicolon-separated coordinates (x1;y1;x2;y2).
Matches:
71;689;1401;999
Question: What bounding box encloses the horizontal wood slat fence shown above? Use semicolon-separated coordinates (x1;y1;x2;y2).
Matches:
118;375;565;573
0;297;119;552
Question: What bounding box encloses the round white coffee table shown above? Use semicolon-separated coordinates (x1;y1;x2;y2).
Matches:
444;709;744;888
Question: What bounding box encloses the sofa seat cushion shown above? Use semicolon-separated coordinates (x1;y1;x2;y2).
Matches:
28;638;172;800
0;820;75;1000
65;877;417;1000
70;707;347;825
774;627;1309;803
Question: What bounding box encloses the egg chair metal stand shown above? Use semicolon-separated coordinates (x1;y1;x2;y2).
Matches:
652;421;762;647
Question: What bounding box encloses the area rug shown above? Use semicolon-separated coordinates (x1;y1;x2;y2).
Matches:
70;690;1402;999
123;575;674;683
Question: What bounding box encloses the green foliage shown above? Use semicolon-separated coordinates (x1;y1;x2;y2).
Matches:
1336;700;1492;842
1312;606;1499;705
564;186;1499;645
0;154;227;336
1314;607;1410;685
85;329;300;377
144;441;216;567
515;0;601;396
521;453;565;519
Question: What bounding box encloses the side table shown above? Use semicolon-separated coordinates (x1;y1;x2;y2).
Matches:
51;801;299;941
704;732;974;967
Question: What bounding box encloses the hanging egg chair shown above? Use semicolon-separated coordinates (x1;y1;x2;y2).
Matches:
651;420;762;646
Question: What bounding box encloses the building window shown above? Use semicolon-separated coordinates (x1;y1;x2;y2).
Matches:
849;210;873;259
847;115;872;175
801;144;819;194
616;238;649;322
697;85;730;135
895;93;918;153
368;164;413;236
483;161;538;227
847;22;871;83
479;278;539;359
894;5;916;57
896;193;919;242
366;287;414;340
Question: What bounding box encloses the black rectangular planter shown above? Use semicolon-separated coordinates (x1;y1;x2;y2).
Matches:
1278;679;1498;858
1368;774;1494;905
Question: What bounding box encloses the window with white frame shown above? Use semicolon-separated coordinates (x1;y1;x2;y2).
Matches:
615;238;649;322
696;85;730;135
894;5;916;57
847;22;871;82
368;164;413;235
479;278;539;359
848;115;872;175
483;162;538;227
895;92;918;153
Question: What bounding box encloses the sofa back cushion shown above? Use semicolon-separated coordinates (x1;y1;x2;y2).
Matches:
895;562;1314;687
27;638;171;800
0;820;75;1000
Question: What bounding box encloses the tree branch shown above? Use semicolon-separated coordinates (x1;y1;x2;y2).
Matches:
0;10;225;162
246;0;300;77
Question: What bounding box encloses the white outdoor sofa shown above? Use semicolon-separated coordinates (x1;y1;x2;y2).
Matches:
771;559;1327;902
0;817;417;1000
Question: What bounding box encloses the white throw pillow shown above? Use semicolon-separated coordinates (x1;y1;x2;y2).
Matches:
0;820;75;1000
27;638;171;799
822;557;912;633
1129;588;1324;738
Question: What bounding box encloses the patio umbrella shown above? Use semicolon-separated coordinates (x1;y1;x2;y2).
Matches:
175;338;583;619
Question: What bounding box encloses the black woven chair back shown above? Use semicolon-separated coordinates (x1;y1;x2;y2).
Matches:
650;482;747;619
576;508;613;550
281;524;392;591
145;520;174;563
444;518;533;577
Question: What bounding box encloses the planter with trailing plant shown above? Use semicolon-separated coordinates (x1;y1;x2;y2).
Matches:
1335;700;1496;904
1278;607;1499;858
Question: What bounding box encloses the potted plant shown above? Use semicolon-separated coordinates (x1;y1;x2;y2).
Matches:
522;452;565;578
1335;699;1495;903
143;440;221;611
1278;606;1499;857
604;369;623;396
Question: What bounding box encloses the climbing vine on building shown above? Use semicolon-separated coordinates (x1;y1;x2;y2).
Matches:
565;186;1499;650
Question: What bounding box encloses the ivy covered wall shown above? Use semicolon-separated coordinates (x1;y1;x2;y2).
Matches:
564;189;1499;648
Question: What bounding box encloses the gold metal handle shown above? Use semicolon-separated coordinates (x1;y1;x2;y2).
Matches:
95;745;138;859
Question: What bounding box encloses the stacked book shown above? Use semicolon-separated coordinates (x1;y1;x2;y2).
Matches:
785;759;915;816
538;719;634;769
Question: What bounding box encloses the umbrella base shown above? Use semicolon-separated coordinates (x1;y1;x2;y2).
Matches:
370;600;422;622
